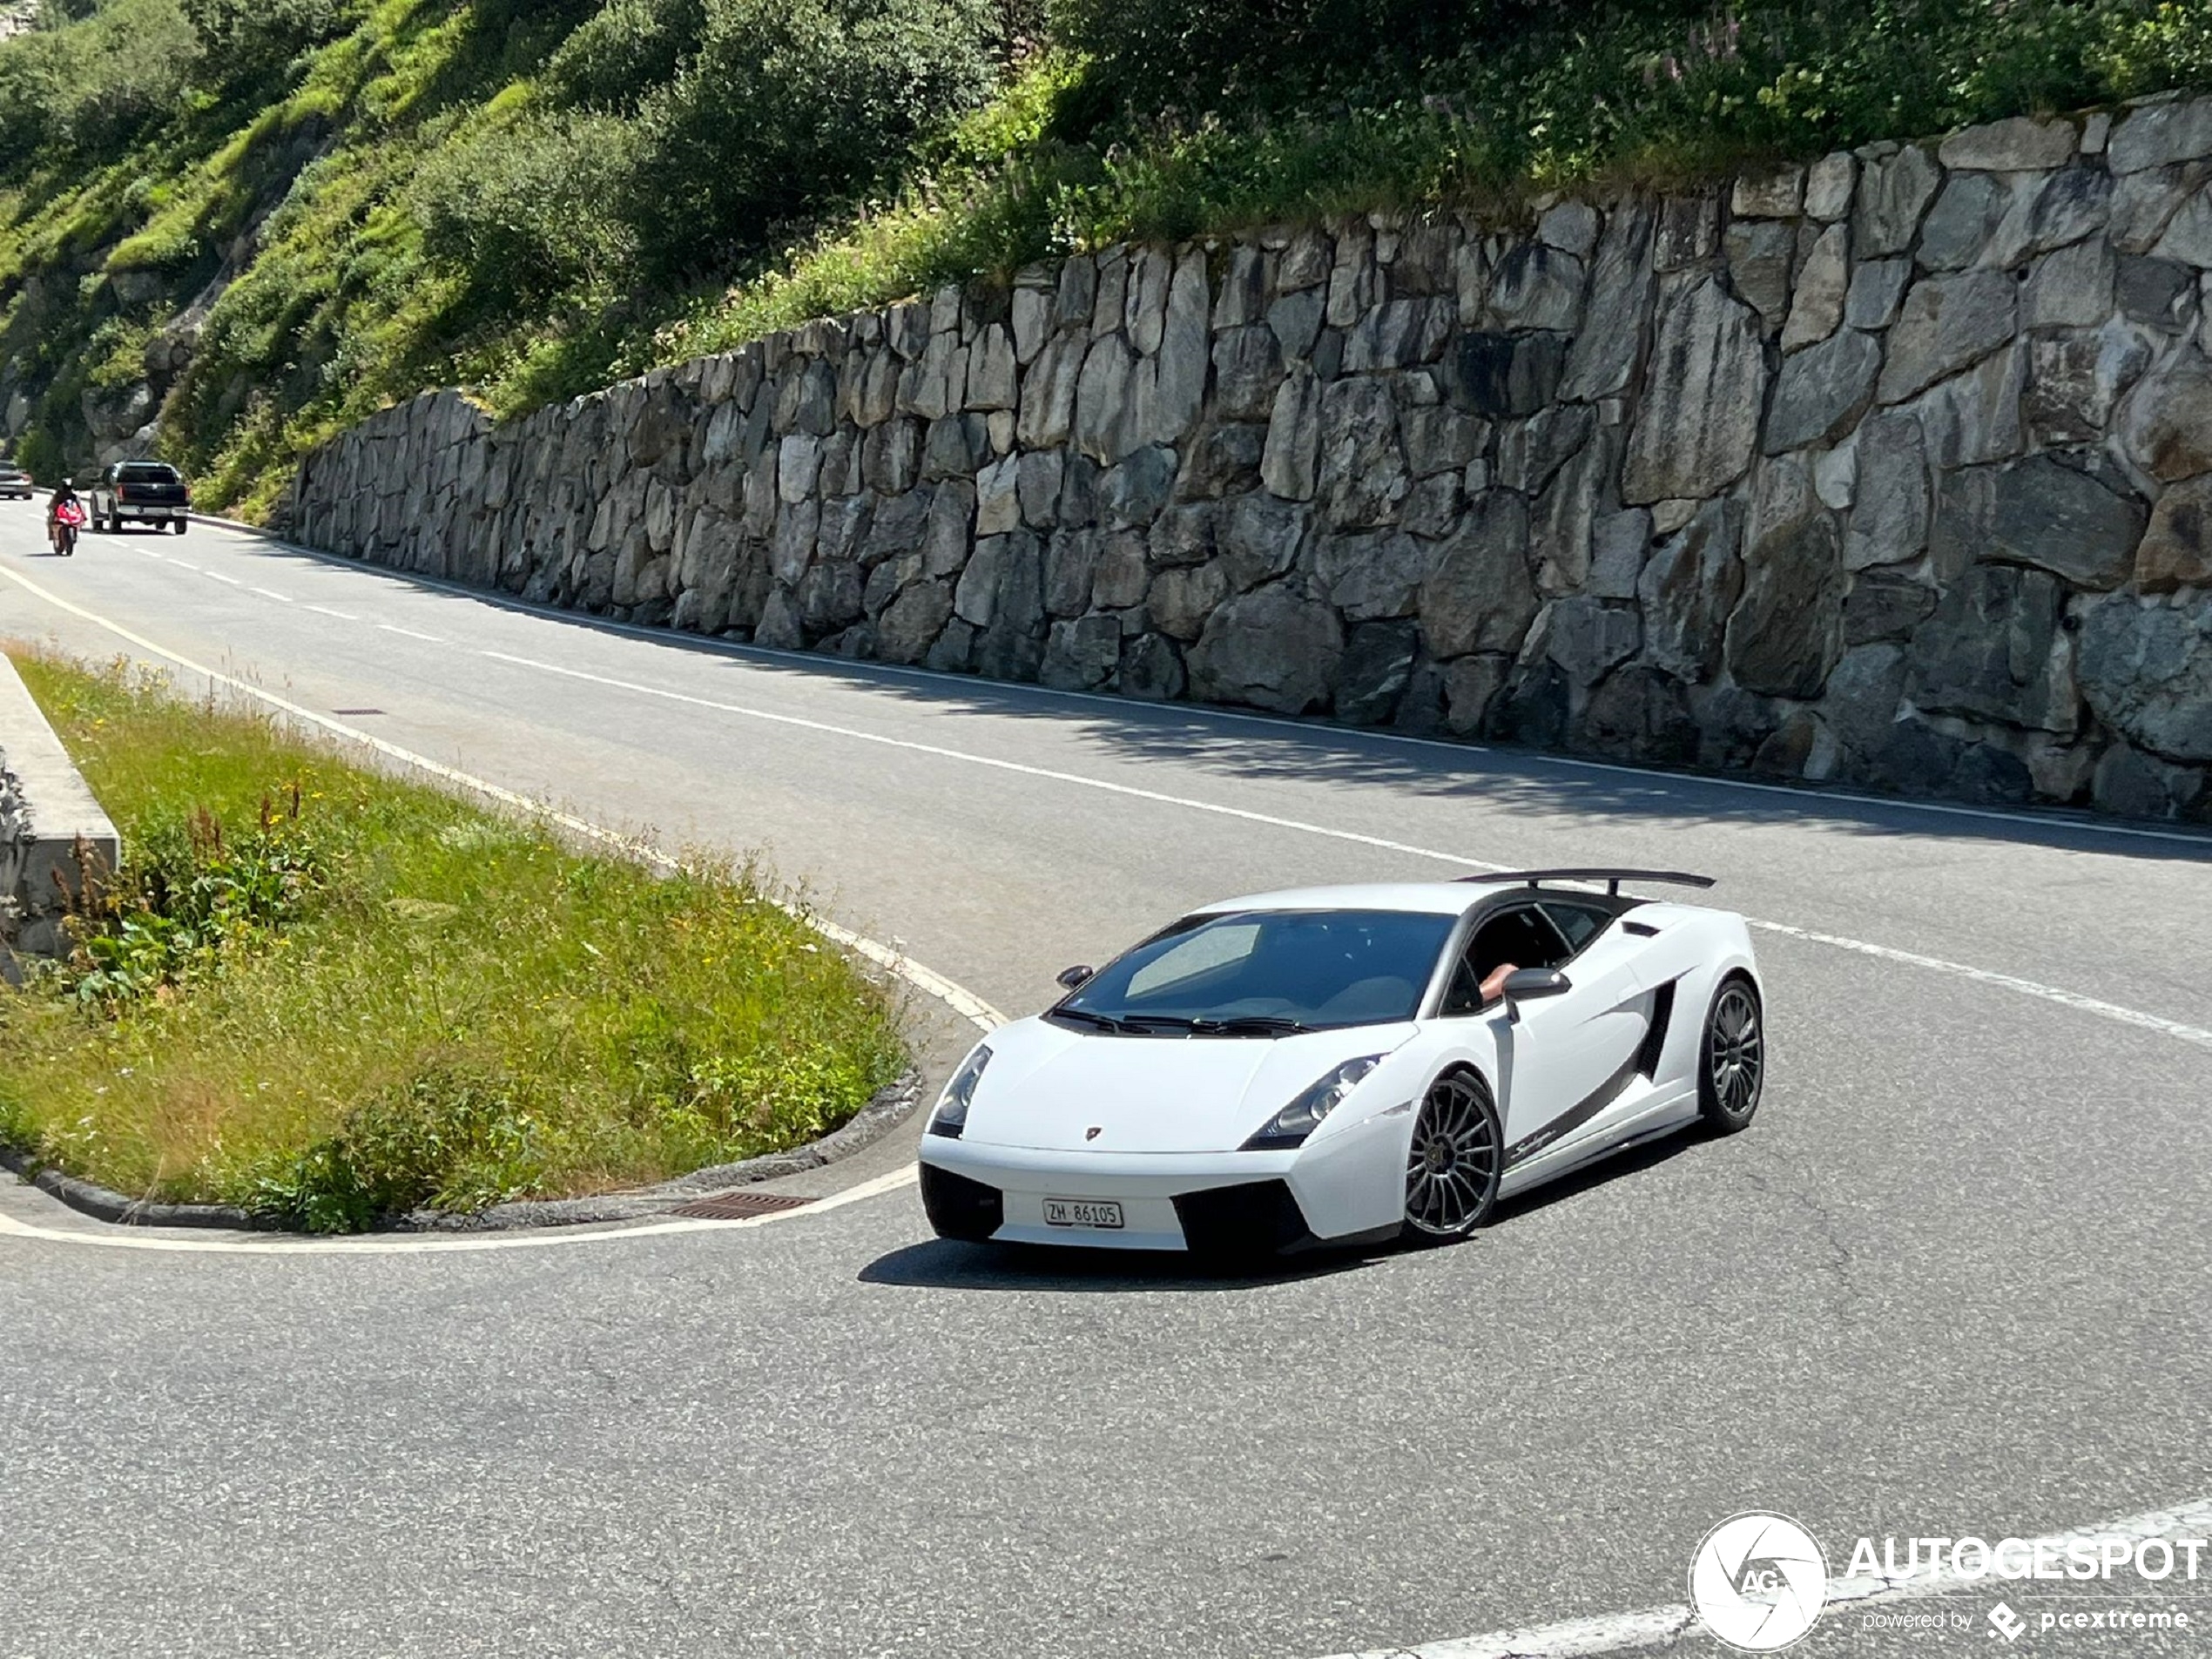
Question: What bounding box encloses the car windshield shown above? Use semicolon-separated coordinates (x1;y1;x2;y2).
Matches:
1052;908;1456;1035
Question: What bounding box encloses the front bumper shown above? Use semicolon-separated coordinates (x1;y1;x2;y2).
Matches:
917;1140;1325;1253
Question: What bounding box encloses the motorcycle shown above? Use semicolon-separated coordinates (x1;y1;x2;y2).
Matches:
51;499;84;556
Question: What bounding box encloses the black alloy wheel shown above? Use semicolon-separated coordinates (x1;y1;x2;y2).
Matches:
1402;1068;1503;1241
1697;974;1765;1133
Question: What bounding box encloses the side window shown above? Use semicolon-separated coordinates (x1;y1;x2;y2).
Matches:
1441;906;1571;1015
1539;900;1612;958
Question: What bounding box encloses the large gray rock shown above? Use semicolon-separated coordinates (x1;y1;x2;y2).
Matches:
1316;529;1433;621
1844;570;1939;645
1335;621;1420;725
2135;473;2212;592
1932;453;2148;590
2022;237;2117;329
1315;377;1407;527
2116;348;2212;481
1496;404;1594;496
1765;327;1883;454
1520;596;1641;688
1782;223;1849;351
2116;253;2195;330
1723;218;1797;327
1581;666;1699;765
1820;642;1909;759
1938;116;2078;172
1561;203;1655;401
1146;562;1230;640
1907;563;2076;733
1805;153;1858;221
1726;511;1846;699
1417;492;1538;659
1918;172;2018;271
1040;615;1123;691
2107;97;2212;175
2152;187;2212;265
1453;330;1569;418
2024;321;2153;447
1261;368;1323;499
1118;632;1187;701
1400;407;1488;478
1074;334;1140;463
1854;145;1942;257
2108;163;2207;253
1636;499;1742;682
1484;242;1584;333
1042;529;1102;617
1878;270;2018;403
1622;278;1766;502
1187;585;1345;714
1919;341;2027;468
1213;326;1285;422
1219;495;1311;590
2076;592;2212;762
1845;258;1911;329
1843;410;1930;570
1099;445;1178;529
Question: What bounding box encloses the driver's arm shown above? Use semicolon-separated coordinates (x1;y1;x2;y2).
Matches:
1479;962;1520;1005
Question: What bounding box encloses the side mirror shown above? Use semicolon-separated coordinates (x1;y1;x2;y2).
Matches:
1501;968;1570;1022
1055;964;1095;991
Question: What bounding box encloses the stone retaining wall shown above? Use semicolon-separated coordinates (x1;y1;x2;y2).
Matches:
0;654;118;979
287;97;2212;821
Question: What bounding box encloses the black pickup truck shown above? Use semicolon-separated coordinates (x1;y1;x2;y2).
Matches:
90;459;192;533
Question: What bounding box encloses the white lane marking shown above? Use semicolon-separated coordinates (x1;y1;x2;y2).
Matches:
199;512;2212;851
136;547;166;561
167;559;202;573
248;586;293;604
0;1165;921;1257
0;565;1003;1255
203;570;242;586
378;623;443;642
1749;921;2212;1049
475;651;2212;1053
304;604;359;621
1319;1494;2212;1659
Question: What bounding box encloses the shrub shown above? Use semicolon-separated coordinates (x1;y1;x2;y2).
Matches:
250;1064;546;1232
543;0;705;112
629;0;1006;278
180;0;354;91
413;108;642;312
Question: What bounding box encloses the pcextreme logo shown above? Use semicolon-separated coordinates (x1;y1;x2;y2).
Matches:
1689;1512;1831;1651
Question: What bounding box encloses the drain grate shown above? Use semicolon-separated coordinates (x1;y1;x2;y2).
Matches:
668;1189;814;1221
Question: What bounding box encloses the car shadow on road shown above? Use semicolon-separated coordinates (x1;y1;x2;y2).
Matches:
856;1238;1386;1293
859;1134;1707;1292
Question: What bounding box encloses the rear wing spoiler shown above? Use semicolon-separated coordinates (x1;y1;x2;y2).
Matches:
1457;867;1716;897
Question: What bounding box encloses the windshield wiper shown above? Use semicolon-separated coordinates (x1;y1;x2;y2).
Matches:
1110;1015;1315;1035
1049;1008;1130;1033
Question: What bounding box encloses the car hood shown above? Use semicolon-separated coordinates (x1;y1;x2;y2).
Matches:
961;1015;1417;1154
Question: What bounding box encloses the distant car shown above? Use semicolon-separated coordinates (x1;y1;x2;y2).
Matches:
0;464;31;500
90;459;191;533
919;869;1767;1256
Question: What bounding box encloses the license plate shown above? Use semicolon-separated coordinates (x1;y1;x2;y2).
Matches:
1043;1197;1123;1230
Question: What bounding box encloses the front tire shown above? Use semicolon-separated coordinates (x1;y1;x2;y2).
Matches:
1401;1068;1502;1241
1697;974;1765;1134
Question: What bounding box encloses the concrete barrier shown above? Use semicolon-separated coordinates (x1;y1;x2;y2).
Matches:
0;653;118;980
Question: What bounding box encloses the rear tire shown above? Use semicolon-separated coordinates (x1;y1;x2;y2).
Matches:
1697;974;1765;1135
172;517;188;535
1401;1068;1502;1242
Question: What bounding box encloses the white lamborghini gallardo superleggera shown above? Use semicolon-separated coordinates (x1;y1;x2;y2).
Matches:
917;869;1765;1256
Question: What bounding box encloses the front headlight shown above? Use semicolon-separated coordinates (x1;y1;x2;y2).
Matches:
928;1044;992;1139
1242;1055;1383;1150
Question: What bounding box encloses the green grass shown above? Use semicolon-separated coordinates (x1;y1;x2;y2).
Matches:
0;648;909;1231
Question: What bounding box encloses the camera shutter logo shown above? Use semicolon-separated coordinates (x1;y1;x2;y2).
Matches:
1689;1512;1830;1651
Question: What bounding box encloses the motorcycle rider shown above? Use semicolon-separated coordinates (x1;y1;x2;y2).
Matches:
46;476;82;553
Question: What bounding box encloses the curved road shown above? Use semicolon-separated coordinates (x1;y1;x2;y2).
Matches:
3;504;2209;1657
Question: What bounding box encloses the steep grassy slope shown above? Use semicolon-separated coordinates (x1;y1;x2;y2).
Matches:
0;0;2207;519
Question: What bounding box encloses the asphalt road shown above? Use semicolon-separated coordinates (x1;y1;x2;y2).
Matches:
3;503;2209;1658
